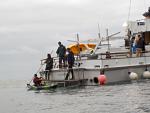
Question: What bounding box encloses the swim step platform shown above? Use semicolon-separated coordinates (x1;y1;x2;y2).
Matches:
48;79;88;87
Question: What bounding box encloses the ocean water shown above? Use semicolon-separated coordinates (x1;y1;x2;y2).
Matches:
0;80;150;113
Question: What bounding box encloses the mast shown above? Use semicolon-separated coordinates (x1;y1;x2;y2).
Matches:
76;33;81;60
106;28;110;51
98;24;101;45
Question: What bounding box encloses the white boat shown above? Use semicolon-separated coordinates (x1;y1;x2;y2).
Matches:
39;7;150;86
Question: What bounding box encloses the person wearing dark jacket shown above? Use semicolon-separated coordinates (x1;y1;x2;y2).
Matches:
56;41;66;68
44;54;53;80
136;34;145;57
65;48;75;80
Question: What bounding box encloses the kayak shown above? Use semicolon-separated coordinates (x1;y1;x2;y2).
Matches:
27;84;57;90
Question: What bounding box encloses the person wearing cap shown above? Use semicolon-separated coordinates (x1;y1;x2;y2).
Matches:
56;41;66;68
65;48;75;80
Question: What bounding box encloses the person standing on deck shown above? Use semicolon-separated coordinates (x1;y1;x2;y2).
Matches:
65;48;75;80
141;33;145;52
44;54;53;80
136;34;145;57
56;41;66;68
131;36;137;54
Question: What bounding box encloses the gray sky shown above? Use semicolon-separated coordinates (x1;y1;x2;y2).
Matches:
0;0;149;80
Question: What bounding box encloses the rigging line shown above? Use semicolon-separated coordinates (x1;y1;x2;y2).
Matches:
127;0;132;21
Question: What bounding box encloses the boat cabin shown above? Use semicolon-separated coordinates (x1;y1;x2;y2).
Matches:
127;19;150;45
126;7;150;45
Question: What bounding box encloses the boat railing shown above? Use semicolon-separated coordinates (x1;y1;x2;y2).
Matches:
53;57;59;68
97;50;150;60
44;50;150;70
78;50;150;61
52;56;81;68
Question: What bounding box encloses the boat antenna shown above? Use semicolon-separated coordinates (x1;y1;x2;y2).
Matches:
98;24;101;39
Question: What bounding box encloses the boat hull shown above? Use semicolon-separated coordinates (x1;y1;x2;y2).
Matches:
45;64;150;85
27;84;57;90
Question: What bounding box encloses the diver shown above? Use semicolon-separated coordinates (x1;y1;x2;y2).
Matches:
65;48;75;80
56;41;66;68
44;54;53;80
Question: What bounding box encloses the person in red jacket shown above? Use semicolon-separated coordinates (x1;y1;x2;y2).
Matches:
33;74;42;86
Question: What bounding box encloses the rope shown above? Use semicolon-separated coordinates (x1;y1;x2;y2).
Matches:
35;63;44;74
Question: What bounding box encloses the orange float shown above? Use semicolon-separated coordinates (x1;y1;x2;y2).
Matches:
98;74;106;85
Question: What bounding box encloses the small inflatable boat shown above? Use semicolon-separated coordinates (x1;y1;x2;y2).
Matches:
27;84;57;90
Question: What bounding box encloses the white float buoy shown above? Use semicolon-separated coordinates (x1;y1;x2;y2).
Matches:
129;72;138;80
143;71;150;79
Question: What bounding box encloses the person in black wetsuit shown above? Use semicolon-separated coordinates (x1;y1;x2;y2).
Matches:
44;54;53;80
56;41;66;68
65;48;75;80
